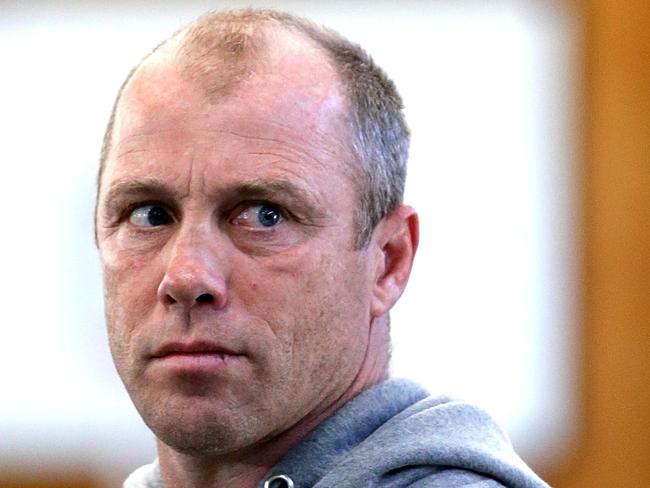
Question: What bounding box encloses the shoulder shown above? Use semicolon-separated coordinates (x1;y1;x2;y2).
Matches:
316;380;550;488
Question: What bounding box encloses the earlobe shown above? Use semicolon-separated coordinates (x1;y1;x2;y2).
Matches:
370;205;419;318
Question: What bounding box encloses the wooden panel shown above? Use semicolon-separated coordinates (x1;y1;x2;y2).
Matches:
546;0;650;487
2;2;648;487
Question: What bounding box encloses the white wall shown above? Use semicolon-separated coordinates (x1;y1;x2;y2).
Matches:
0;1;578;484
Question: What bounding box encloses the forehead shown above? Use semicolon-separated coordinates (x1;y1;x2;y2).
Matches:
116;27;347;137
115;35;349;154
102;36;355;200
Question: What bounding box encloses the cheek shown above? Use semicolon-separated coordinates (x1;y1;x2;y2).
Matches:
103;257;163;388
101;245;162;342
238;247;371;355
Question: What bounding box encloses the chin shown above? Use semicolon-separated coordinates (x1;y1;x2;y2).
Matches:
155;422;234;455
141;399;269;456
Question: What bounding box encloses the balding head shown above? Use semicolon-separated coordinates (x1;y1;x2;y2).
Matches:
99;9;409;247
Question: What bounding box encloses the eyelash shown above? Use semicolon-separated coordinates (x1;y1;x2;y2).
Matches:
119;200;290;227
121;201;175;225
230;203;294;235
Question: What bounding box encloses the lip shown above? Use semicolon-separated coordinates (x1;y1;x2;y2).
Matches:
150;341;244;371
152;340;241;358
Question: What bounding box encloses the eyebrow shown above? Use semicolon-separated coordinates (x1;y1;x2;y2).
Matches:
219;179;321;208
101;177;182;212
100;176;324;218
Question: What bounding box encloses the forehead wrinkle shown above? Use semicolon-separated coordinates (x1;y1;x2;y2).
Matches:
244;152;325;174
200;127;340;159
111;121;190;147
115;147;150;160
195;127;344;179
116;127;183;141
218;114;348;160
113;126;338;170
111;129;189;164
243;138;341;172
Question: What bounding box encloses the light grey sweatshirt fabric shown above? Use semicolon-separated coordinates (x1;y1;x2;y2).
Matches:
124;379;550;488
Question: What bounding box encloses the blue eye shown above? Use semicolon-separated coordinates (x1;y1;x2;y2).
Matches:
232;203;283;228
129;205;171;227
257;205;280;227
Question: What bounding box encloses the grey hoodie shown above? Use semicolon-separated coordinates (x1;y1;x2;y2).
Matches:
124;379;550;487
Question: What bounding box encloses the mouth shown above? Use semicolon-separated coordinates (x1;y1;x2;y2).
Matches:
150;341;245;371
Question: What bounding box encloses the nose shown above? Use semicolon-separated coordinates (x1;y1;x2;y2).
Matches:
157;232;228;311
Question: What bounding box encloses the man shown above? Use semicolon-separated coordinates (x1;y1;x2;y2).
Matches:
96;9;549;488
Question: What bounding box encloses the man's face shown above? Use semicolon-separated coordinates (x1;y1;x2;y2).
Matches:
96;51;381;454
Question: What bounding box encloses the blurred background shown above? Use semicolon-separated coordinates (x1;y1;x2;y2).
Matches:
0;1;647;487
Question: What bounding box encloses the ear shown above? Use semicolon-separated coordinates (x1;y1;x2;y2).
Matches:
369;205;419;318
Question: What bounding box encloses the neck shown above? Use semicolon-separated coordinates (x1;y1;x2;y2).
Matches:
158;449;270;488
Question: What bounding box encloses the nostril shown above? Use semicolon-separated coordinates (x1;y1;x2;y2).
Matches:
196;293;214;304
